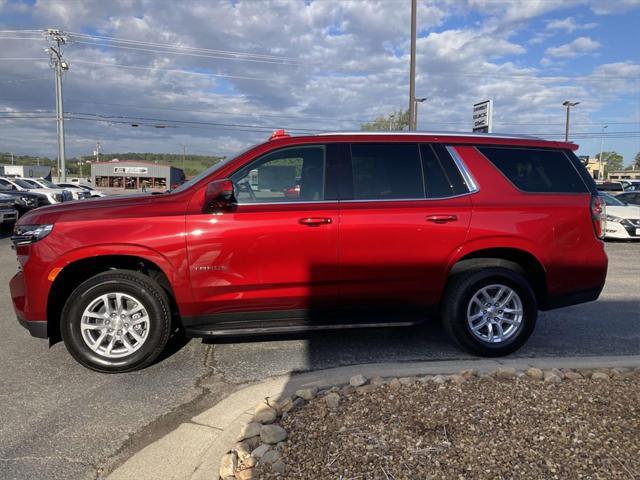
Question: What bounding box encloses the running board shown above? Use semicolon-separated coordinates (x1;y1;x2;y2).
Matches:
185;321;417;338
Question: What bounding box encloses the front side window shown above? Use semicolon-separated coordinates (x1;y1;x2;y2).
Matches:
350;143;424;200
230;146;325;203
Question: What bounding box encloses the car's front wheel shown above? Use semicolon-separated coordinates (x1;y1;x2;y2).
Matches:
441;267;537;357
61;270;171;373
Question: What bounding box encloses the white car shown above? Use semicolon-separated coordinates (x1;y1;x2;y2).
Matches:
57;182;107;198
0;176;68;204
19;178;90;201
600;193;640;240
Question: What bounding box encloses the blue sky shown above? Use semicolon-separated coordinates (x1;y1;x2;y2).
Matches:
0;0;638;164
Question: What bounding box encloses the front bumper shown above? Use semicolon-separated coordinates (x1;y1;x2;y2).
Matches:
605;220;640;240
10;270;48;339
17;316;48;338
0;208;18;223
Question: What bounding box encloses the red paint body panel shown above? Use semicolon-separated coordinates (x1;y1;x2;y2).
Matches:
9;133;606;335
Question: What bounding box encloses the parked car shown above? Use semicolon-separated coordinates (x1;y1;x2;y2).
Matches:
600;192;640;240
596;182;625;193
10;131;608;372
0;183;47;216
0;192;18;227
616;191;640;205
0;176;69;204
57;182;107;198
18;177;87;201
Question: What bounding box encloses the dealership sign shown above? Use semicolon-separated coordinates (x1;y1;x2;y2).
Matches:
114;166;148;174
472;100;493;133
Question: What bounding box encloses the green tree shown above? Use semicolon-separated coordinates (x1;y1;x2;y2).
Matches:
361;109;411;131
595;151;624;175
634;152;640;169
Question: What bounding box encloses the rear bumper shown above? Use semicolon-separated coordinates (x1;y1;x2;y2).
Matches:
542;283;605;311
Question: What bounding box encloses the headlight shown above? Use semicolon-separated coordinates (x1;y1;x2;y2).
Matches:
11;224;54;246
606;214;622;223
17;196;37;206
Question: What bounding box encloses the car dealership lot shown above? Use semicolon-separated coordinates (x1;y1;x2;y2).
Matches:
0;234;638;479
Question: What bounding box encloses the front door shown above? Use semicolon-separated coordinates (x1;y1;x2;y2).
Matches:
338;142;473;320
185;144;340;329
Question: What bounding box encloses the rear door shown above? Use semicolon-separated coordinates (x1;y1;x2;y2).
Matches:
338;142;473;321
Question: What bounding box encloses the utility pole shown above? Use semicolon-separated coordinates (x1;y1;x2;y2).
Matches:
562;100;579;142
598;125;608;181
94;142;101;163
10;152;14;165
45;29;70;182
408;0;418;131
182;144;186;171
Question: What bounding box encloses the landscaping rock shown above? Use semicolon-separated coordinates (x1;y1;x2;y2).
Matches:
563;371;583;380
356;384;378;394
236;467;257;480
371;376;385;386
525;368;544;380
245;435;261;450
478;374;496;382
460;369;478;379
278;397;294;413
238;422;262;441
243;456;257;468
449;374;466;385
339;385;355;395
295;387;318;401
219;452;237;479
234;441;252;460
418;375;434;383
251;443;271;459
388;378;402;389
261;424;288;444
350;374;367;387
592;371;610;381
495;367;517;379
399;377;415;385
253;406;277;424
272;460;286;474
544;371;562;383
432;375;448;384
324;392;341;408
260;449;282;465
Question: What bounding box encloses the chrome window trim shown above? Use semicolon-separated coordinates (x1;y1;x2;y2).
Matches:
446;145;479;193
339;191;477;203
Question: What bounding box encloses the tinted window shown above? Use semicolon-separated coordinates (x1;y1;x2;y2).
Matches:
0;179;11;190
431;144;469;195
420;144;455;198
230;146;325;203
350;143;424;200
478;147;588;193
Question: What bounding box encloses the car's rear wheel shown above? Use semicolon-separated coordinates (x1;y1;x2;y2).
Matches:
61;270;171;373
442;267;537;357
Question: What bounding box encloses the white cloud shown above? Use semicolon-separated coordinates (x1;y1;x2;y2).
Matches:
545;36;601;58
546;16;597;32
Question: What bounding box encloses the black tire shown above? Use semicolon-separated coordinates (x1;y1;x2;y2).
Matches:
61;270;172;373
441;267;537;357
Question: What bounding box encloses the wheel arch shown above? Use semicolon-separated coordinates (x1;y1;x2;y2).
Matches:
447;247;548;307
47;254;180;344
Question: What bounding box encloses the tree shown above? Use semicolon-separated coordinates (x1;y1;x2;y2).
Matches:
361;109;410;131
634;152;640;169
595;151;624;175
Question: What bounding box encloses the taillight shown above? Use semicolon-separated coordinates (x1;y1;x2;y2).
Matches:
591;195;606;239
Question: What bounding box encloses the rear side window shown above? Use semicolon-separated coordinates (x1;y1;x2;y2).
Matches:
350;143;424;200
421;144;470;197
477;147;588;193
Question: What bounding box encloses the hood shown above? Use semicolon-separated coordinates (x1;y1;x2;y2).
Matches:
0;193;14;202
607;205;640;219
18;191;190;225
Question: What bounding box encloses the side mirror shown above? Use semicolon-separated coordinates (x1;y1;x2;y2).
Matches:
204;179;235;211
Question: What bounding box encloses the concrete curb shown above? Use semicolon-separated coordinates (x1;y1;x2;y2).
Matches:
106;354;640;480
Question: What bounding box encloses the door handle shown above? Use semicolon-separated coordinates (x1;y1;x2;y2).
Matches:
299;217;332;226
426;214;458;223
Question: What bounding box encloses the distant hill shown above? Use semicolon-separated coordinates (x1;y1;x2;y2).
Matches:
1;151;225;177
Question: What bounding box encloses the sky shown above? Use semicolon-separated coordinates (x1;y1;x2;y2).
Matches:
0;0;639;165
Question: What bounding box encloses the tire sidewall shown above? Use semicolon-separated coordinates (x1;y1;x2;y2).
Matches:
61;275;169;372
446;269;537;356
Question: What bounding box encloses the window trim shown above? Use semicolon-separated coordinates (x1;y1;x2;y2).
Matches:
445;146;479;193
230;144;327;205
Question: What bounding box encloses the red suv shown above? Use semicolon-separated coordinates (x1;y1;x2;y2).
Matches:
10;132;608;372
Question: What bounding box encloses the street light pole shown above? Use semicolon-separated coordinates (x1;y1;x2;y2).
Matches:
599;125;608;181
413;97;427;130
408;0;417;131
562;100;579;142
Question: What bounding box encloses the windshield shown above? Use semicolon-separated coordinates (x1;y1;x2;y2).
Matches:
171;145;256;193
600;192;626;206
15;178;38;189
39;179;58;188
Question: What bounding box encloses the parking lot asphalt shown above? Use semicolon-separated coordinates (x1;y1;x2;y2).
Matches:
0;233;638;480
